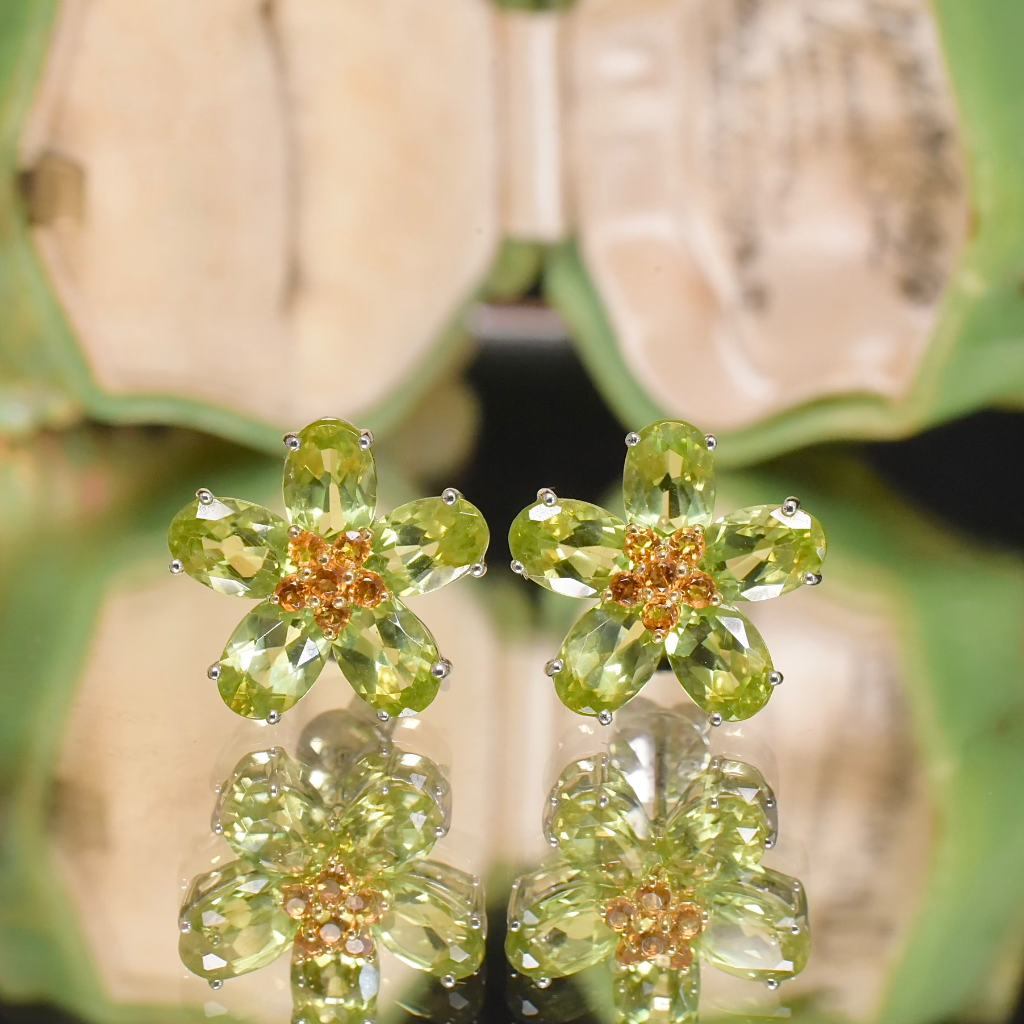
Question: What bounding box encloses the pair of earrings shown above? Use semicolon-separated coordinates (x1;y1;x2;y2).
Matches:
167;418;826;727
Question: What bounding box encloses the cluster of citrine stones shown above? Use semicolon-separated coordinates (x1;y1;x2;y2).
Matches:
607;524;719;639
281;855;388;962
603;872;706;969
508;419;826;722
272;525;387;640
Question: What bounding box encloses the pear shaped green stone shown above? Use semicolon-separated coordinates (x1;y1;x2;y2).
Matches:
554;604;663;716
217;603;330;720
179;860;294;980
283;419;376;537
612;960;700;1024
333;599;440;718
366;495;489;596
623;420;716;533
215;748;328;875
291;948;379;1024
331;751;449;872
378;861;486;979
704;504;827;602
662;759;774;876
506;864;615;977
168;497;289;598
701;869;810;982
665;609;773;722
544;755;652;884
508;499;627;597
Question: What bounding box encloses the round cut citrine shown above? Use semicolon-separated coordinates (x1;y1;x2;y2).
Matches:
670;903;703;940
604;897;636;932
641;598;679;633
647;560;678;591
350;570;389;608
616;937;644;966
333;529;372;565
311;567;341;599
275;579;306;611
289;530;328;568
638;882;672;913
669;526;705;566
678;570;718;608
640;934;666;959
669;945;694;969
609;571;644;606
623;526;657;566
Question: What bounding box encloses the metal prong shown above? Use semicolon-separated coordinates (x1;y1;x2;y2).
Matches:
207;663;221;681
544;658;563;677
470;562;487;578
625;431;641;447
266;710;281;725
434;825;447;838
598;710;613;726
769;670;784;686
377;710;390;722
441;974;456;990
196;488;214;505
441;487;461;506
283;433;301;451
431;658;452;680
781;496;801;517
765;978;780;991
510;559;526;576
710;713;723;727
169;558;184;575
509;918;522;932
536;977;552;989
358;429;373;451
537;487;558;506
704;433;718;451
791;924;801;934
178;918;191;933
764;836;776;849
804;572;823;586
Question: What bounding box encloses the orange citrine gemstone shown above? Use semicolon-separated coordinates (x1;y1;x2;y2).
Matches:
350;570;388;608
668;526;705;566
609;571;644;606
677;569;718;608
333;529;372;565
274;578;307;611
641;598;679;633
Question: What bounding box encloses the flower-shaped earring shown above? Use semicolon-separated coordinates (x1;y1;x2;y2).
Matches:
168;418;489;721
506;702;809;1022
179;711;486;1022
508;420;826;724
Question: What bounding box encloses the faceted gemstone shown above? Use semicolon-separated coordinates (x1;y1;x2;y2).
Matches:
290;530;330;569
544;756;652;883
608;702;711;821
665;610;773;722
676;571;717;610
215;749;328;875
283;419;376;537
623;421;717;534
332;751;449;873
641;599;678;634
314;604;351;639
332;529;372;566
701;870;810;982
291;947;380;1024
509;499;627;598
624;526;657;566
609;572;644;606
168;497;289;598
348;570;389;608
611;960;700;1024
668;527;705;567
276;579;308;612
378;861;486;979
217;604;331;719
179;860;294;980
366;496;489;597
333;599;440;717
554;604;664;716
704;504;827;602
662;760;773;876
505;865;616;977
647;561;678;592
604;896;637;932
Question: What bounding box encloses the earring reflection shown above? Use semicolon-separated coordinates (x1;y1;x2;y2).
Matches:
505;699;808;1024
178;705;486;1023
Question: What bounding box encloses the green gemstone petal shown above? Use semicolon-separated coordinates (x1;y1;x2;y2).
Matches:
701;869;810;983
544;755;652;884
378;860;486;979
662;759;774;878
179;860;294;980
291;947;379;1024
554;604;663;716
505;864;614;977
612;961;700;1024
168;497;289;598
704;504;827;602
215;748;328;875
665;609;773;722
283;419;376;537
366;495;489;597
333;599;440;717
508;499;627;598
217;603;330;720
331;750;449;873
623;420;716;533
